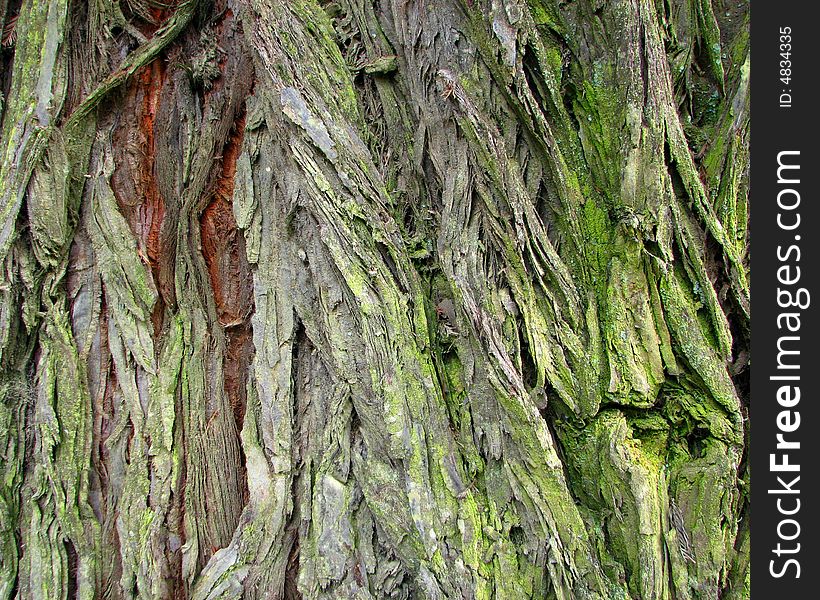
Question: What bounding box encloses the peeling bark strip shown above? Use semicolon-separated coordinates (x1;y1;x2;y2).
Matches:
0;0;749;599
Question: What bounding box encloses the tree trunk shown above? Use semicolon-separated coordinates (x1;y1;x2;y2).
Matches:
0;0;749;598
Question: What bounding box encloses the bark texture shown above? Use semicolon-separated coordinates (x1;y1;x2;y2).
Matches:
0;0;749;598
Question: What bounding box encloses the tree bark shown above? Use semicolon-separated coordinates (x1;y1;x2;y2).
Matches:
0;0;749;598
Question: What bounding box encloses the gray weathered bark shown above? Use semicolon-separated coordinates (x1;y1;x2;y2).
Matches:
0;0;749;598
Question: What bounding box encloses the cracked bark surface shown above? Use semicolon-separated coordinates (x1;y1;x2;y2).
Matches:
0;0;749;598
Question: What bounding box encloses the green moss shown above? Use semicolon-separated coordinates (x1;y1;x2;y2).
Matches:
281;0;360;123
543;45;564;83
557;410;669;599
659;272;740;433
580;197;612;279
573;79;627;196
525;0;563;32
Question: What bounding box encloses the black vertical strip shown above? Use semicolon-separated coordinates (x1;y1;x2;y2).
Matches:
752;2;817;595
